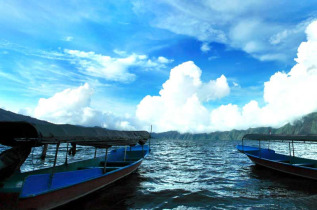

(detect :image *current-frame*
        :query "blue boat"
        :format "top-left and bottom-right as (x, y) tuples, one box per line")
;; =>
(237, 134), (317, 180)
(0, 121), (150, 209)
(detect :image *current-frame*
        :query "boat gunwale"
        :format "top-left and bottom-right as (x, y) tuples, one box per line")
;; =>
(242, 134), (317, 142)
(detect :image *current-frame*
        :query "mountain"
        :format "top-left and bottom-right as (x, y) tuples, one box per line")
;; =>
(276, 112), (317, 135)
(0, 108), (50, 125)
(152, 112), (317, 140)
(1, 108), (317, 140)
(151, 127), (275, 140)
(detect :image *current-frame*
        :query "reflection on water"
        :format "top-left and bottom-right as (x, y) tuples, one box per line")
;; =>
(1, 139), (317, 209)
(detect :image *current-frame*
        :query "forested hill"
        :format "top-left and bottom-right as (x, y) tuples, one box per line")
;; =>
(152, 112), (317, 140)
(0, 108), (50, 125)
(1, 108), (317, 140)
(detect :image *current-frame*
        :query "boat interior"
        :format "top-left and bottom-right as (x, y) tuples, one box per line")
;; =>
(0, 145), (148, 196)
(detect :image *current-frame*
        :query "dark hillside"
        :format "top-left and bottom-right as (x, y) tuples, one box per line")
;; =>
(2, 108), (317, 140)
(0, 108), (50, 125)
(152, 112), (317, 140)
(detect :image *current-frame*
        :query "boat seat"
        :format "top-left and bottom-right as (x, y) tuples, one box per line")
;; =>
(293, 163), (315, 167)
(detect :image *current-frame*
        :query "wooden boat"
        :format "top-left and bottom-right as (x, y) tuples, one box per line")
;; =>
(237, 134), (317, 180)
(0, 121), (150, 209)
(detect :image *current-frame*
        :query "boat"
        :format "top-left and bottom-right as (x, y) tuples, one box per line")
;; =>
(0, 121), (150, 209)
(237, 134), (317, 180)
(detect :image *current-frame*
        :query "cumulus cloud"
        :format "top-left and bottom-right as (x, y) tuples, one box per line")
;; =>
(34, 83), (137, 130)
(30, 21), (317, 133)
(210, 20), (317, 130)
(34, 83), (93, 124)
(259, 21), (317, 124)
(136, 21), (317, 132)
(133, 0), (314, 61)
(136, 61), (230, 132)
(65, 50), (173, 83)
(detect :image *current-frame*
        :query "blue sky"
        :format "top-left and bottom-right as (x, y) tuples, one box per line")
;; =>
(1, 1), (317, 132)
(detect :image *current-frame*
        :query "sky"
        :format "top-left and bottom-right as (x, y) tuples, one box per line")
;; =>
(1, 0), (317, 133)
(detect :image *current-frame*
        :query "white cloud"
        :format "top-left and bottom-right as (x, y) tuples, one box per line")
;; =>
(65, 49), (173, 82)
(29, 20), (317, 133)
(269, 21), (310, 46)
(233, 82), (239, 87)
(18, 107), (33, 116)
(210, 20), (317, 130)
(23, 21), (317, 134)
(134, 1), (315, 62)
(200, 42), (211, 52)
(33, 83), (137, 130)
(153, 13), (227, 44)
(136, 21), (317, 132)
(113, 49), (127, 56)
(210, 104), (241, 131)
(34, 83), (93, 124)
(136, 61), (230, 132)
(208, 56), (219, 60)
(158, 56), (173, 64)
(64, 36), (73, 42)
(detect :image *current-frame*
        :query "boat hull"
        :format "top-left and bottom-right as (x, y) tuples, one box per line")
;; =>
(237, 145), (317, 180)
(246, 155), (317, 180)
(0, 145), (149, 209)
(18, 160), (142, 210)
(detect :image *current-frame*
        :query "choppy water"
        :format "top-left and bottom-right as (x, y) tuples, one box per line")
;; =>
(2, 139), (317, 209)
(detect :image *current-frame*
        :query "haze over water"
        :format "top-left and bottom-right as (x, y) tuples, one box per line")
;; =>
(11, 138), (316, 209)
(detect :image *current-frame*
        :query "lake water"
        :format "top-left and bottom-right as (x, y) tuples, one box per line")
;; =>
(2, 139), (317, 209)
